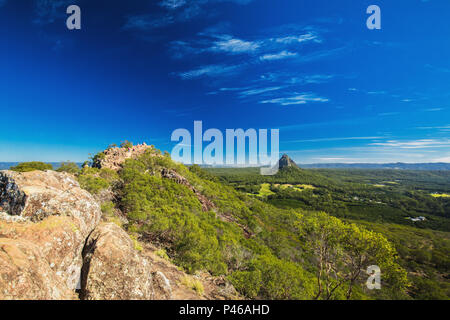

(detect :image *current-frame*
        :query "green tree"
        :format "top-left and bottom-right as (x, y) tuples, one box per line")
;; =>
(10, 161), (53, 172)
(120, 140), (133, 149)
(56, 161), (80, 174)
(296, 212), (409, 300)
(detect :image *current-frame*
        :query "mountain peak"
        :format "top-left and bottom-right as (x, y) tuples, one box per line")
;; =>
(278, 154), (298, 170)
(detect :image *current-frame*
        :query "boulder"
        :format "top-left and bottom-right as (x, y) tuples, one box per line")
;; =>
(152, 271), (173, 300)
(0, 238), (75, 300)
(0, 170), (102, 290)
(80, 223), (157, 300)
(0, 170), (101, 235)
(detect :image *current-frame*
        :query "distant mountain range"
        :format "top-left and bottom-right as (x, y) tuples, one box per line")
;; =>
(299, 162), (450, 170)
(1, 161), (450, 171)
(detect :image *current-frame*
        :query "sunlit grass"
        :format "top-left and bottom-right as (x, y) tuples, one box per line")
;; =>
(431, 193), (450, 198)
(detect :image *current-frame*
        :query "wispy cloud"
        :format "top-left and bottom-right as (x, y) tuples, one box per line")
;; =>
(239, 86), (283, 97)
(369, 139), (450, 149)
(423, 107), (444, 112)
(260, 93), (329, 106)
(417, 125), (450, 132)
(177, 64), (243, 79)
(211, 36), (260, 54)
(290, 136), (383, 143)
(378, 112), (400, 116)
(159, 0), (187, 10)
(367, 90), (387, 95)
(273, 32), (320, 44)
(260, 50), (298, 61)
(125, 0), (255, 31)
(33, 0), (74, 25)
(170, 29), (320, 59)
(257, 72), (336, 85)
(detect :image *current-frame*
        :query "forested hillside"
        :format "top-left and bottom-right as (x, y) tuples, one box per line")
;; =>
(207, 166), (450, 299)
(69, 146), (410, 300)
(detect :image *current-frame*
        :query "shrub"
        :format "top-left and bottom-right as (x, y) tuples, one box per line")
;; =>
(101, 201), (115, 216)
(77, 167), (119, 194)
(10, 162), (53, 172)
(56, 161), (80, 174)
(120, 140), (133, 149)
(78, 174), (109, 194)
(155, 248), (170, 260)
(228, 270), (262, 299)
(130, 234), (143, 251)
(180, 276), (204, 296)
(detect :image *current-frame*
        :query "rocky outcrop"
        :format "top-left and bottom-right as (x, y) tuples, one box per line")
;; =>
(0, 169), (178, 300)
(80, 223), (170, 300)
(0, 238), (75, 299)
(93, 143), (153, 170)
(278, 154), (298, 170)
(152, 271), (173, 300)
(0, 170), (102, 291)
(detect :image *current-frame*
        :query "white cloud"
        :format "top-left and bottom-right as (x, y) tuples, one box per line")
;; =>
(159, 0), (186, 9)
(239, 86), (283, 97)
(290, 136), (383, 143)
(369, 139), (450, 149)
(423, 108), (444, 112)
(367, 91), (387, 95)
(301, 74), (334, 84)
(433, 156), (450, 162)
(259, 50), (298, 61)
(177, 64), (242, 79)
(211, 37), (260, 54)
(260, 93), (329, 106)
(274, 33), (319, 44)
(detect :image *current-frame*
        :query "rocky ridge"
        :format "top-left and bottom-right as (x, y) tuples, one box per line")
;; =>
(0, 169), (171, 300)
(93, 143), (153, 171)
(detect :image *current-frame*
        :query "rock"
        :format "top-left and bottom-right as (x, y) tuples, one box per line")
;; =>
(80, 223), (157, 300)
(93, 144), (153, 171)
(0, 170), (102, 290)
(0, 170), (101, 235)
(152, 271), (173, 300)
(0, 238), (75, 300)
(278, 154), (298, 170)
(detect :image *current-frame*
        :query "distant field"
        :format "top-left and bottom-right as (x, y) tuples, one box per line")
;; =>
(432, 193), (450, 198)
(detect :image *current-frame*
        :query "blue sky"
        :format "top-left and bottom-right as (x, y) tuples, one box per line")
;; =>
(1, 0), (450, 163)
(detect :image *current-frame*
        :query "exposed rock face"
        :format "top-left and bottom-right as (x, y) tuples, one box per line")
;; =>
(0, 170), (102, 291)
(0, 170), (101, 234)
(80, 223), (163, 300)
(278, 154), (298, 170)
(0, 168), (225, 301)
(152, 271), (173, 300)
(93, 143), (153, 170)
(0, 238), (75, 300)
